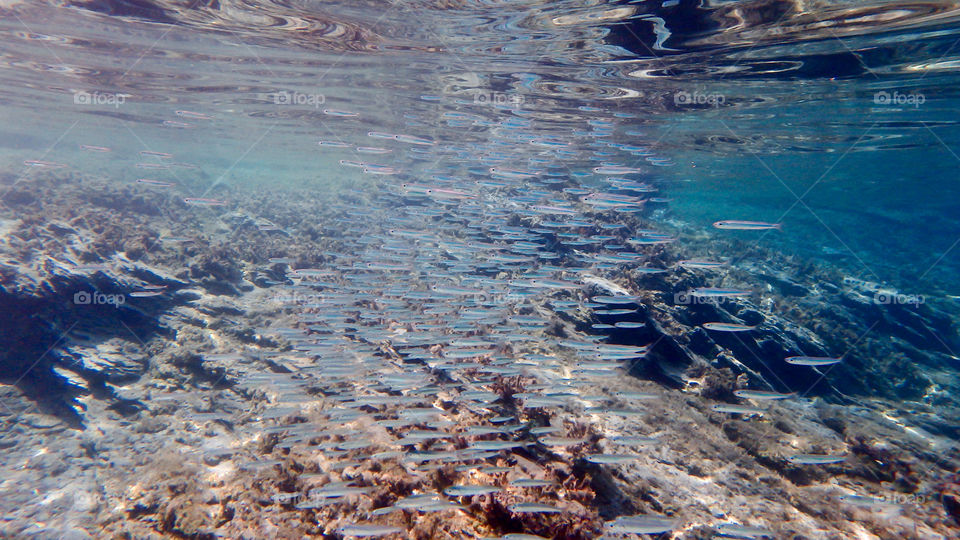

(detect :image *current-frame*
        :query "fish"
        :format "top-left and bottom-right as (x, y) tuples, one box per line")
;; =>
(407, 500), (463, 512)
(337, 524), (403, 537)
(787, 453), (846, 465)
(309, 485), (369, 498)
(585, 407), (645, 416)
(702, 322), (757, 332)
(592, 165), (642, 175)
(613, 321), (646, 329)
(520, 396), (567, 407)
(586, 453), (640, 464)
(393, 493), (442, 509)
(323, 109), (359, 117)
(363, 166), (399, 175)
(627, 236), (674, 245)
(591, 295), (641, 304)
(606, 515), (677, 534)
(713, 220), (782, 230)
(733, 389), (794, 400)
(489, 167), (537, 179)
(785, 356), (842, 366)
(183, 198), (227, 206)
(137, 178), (174, 187)
(176, 110), (213, 120)
(139, 150), (173, 159)
(462, 426), (510, 436)
(479, 466), (512, 474)
(79, 144), (111, 152)
(129, 290), (165, 297)
(594, 308), (638, 316)
(467, 440), (527, 451)
(691, 288), (751, 298)
(609, 435), (659, 446)
(424, 188), (474, 200)
(613, 391), (659, 400)
(678, 259), (725, 269)
(394, 134), (436, 145)
(711, 404), (766, 416)
(24, 160), (66, 168)
(357, 146), (392, 154)
(538, 436), (587, 447)
(715, 523), (775, 538)
(528, 426), (562, 435)
(510, 478), (554, 487)
(508, 503), (561, 513)
(443, 484), (501, 497)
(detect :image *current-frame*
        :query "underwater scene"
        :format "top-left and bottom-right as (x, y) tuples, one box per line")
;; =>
(2, 0), (960, 538)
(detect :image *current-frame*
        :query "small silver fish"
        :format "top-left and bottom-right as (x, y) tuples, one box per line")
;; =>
(443, 484), (501, 497)
(586, 453), (640, 464)
(508, 502), (561, 513)
(337, 524), (403, 537)
(703, 322), (757, 332)
(713, 220), (781, 230)
(785, 356), (842, 366)
(538, 436), (587, 447)
(733, 389), (794, 400)
(510, 478), (554, 488)
(787, 453), (846, 465)
(711, 404), (766, 416)
(715, 523), (775, 538)
(606, 515), (677, 534)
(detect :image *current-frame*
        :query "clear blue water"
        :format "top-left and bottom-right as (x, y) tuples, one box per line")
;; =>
(4, 1), (958, 293)
(2, 0), (960, 538)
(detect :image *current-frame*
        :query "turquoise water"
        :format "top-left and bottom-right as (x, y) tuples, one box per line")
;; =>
(4, 1), (959, 293)
(2, 0), (960, 538)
